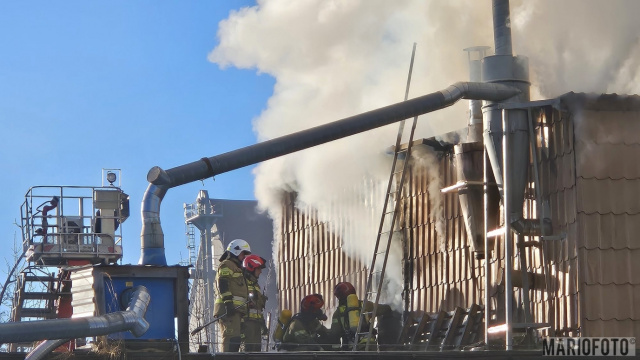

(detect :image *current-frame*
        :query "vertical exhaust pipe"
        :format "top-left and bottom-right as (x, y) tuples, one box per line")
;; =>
(492, 0), (513, 56)
(463, 46), (490, 142)
(483, 0), (530, 227)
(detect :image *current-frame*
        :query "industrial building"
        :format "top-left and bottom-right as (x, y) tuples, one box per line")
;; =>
(1, 0), (638, 358)
(276, 93), (640, 350)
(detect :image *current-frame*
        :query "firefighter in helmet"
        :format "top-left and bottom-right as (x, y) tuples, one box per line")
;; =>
(329, 281), (391, 350)
(241, 254), (268, 352)
(213, 239), (252, 352)
(282, 294), (334, 351)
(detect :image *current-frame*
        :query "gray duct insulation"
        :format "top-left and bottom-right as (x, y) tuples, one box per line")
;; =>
(0, 285), (150, 343)
(139, 82), (521, 265)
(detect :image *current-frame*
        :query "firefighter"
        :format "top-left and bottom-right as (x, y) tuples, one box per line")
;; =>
(213, 239), (252, 352)
(329, 281), (391, 350)
(282, 294), (334, 351)
(240, 254), (268, 352)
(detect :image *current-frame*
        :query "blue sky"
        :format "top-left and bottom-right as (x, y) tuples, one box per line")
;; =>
(0, 1), (271, 268)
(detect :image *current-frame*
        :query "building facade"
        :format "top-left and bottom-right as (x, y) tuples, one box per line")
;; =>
(274, 93), (640, 346)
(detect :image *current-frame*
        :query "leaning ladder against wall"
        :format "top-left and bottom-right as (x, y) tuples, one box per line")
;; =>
(355, 43), (418, 350)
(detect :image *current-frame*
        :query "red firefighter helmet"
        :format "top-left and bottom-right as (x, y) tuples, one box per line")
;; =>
(301, 294), (324, 313)
(243, 255), (267, 272)
(333, 282), (356, 300)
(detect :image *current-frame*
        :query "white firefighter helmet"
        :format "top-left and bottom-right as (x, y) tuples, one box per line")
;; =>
(226, 239), (251, 256)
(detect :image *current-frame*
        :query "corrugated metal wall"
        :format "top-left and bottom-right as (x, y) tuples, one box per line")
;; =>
(400, 148), (484, 314)
(277, 192), (369, 315)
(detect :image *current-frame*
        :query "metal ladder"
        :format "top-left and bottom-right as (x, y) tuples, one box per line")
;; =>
(354, 43), (418, 351)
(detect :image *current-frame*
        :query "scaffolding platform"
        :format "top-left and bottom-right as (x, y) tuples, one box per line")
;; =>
(20, 185), (129, 266)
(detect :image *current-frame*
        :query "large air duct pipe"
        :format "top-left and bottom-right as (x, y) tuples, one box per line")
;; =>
(139, 82), (521, 265)
(0, 285), (150, 343)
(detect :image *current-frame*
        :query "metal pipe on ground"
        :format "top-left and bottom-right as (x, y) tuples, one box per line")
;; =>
(139, 81), (522, 266)
(0, 285), (150, 344)
(25, 339), (70, 360)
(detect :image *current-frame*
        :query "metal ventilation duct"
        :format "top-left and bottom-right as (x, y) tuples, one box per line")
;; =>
(139, 82), (521, 265)
(0, 285), (150, 343)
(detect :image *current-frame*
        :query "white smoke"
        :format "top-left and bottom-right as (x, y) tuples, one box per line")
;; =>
(410, 146), (446, 250)
(208, 0), (640, 306)
(510, 0), (640, 97)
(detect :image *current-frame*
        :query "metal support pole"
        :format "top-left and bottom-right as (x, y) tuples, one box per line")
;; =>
(483, 146), (491, 348)
(502, 109), (513, 350)
(204, 227), (214, 349)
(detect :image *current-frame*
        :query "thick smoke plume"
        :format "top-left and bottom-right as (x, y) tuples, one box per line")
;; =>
(208, 0), (640, 307)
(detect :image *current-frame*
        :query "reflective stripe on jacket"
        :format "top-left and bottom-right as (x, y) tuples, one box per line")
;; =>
(214, 258), (248, 316)
(244, 273), (266, 321)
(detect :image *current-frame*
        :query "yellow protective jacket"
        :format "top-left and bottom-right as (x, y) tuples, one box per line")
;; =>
(329, 300), (391, 349)
(282, 313), (332, 351)
(213, 256), (249, 317)
(244, 272), (267, 322)
(329, 300), (371, 347)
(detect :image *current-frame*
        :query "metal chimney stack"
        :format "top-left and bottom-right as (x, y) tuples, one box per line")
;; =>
(483, 0), (530, 225)
(483, 0), (532, 351)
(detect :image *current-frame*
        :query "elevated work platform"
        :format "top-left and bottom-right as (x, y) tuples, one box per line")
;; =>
(20, 185), (129, 266)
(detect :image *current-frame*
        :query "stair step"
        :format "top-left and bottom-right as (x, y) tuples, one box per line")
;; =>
(24, 275), (56, 282)
(19, 308), (56, 318)
(513, 322), (550, 329)
(541, 234), (565, 241)
(22, 292), (58, 300)
(486, 227), (505, 238)
(518, 241), (540, 248)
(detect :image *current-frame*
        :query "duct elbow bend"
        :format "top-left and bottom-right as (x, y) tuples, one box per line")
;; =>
(441, 82), (521, 103)
(441, 82), (468, 102)
(511, 217), (552, 237)
(125, 286), (151, 337)
(128, 316), (150, 338)
(147, 166), (171, 185)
